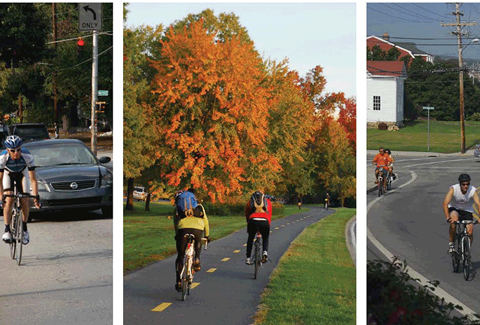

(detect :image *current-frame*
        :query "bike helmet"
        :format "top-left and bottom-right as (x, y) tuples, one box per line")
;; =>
(4, 135), (22, 149)
(385, 148), (391, 155)
(252, 191), (264, 206)
(458, 173), (471, 183)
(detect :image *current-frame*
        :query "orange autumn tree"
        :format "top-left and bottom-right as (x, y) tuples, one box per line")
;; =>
(148, 20), (276, 203)
(338, 96), (357, 149)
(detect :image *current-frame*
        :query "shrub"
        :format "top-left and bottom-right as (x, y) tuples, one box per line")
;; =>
(368, 258), (480, 325)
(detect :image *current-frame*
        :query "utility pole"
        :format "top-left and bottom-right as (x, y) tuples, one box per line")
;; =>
(91, 30), (98, 156)
(442, 3), (476, 153)
(52, 4), (58, 132)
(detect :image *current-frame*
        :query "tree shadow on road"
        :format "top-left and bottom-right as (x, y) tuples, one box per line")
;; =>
(30, 210), (111, 223)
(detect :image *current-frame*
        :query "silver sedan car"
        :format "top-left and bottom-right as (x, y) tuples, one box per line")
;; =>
(22, 139), (113, 218)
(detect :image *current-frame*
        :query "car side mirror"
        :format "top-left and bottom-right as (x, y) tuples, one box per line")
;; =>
(98, 156), (111, 164)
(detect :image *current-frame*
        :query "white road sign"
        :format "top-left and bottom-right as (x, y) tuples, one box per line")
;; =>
(79, 3), (102, 31)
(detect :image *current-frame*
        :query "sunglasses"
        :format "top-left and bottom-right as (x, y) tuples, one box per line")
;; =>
(460, 182), (470, 187)
(8, 148), (21, 153)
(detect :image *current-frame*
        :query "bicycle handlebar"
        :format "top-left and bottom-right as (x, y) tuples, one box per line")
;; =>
(4, 193), (38, 199)
(453, 220), (479, 225)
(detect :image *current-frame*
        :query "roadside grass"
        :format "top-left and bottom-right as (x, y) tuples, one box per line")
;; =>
(124, 202), (312, 273)
(367, 120), (480, 153)
(253, 208), (356, 325)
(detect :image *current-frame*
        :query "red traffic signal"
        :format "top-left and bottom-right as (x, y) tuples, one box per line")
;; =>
(77, 37), (84, 47)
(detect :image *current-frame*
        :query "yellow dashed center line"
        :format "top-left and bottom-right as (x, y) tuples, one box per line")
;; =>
(243, 244), (247, 247)
(281, 225), (285, 227)
(152, 302), (171, 312)
(221, 258), (230, 262)
(233, 250), (240, 253)
(191, 282), (200, 289)
(207, 268), (217, 273)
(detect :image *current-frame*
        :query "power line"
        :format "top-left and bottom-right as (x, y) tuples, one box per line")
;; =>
(367, 6), (429, 23)
(390, 3), (438, 22)
(411, 3), (451, 19)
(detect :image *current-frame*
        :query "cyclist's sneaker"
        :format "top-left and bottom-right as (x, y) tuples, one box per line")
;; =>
(175, 282), (181, 292)
(262, 251), (268, 263)
(23, 231), (30, 245)
(193, 258), (201, 272)
(393, 173), (397, 180)
(2, 231), (12, 243)
(448, 243), (455, 254)
(246, 257), (253, 265)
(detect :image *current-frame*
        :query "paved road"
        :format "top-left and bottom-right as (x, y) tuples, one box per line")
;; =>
(124, 207), (334, 324)
(367, 152), (480, 316)
(0, 211), (113, 324)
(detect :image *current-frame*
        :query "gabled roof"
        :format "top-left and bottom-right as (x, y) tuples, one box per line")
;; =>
(367, 61), (407, 77)
(367, 35), (415, 59)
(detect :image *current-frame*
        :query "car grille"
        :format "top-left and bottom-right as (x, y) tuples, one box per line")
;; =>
(50, 180), (96, 191)
(47, 197), (103, 207)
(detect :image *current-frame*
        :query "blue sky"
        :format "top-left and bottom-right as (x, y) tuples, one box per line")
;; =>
(125, 3), (356, 98)
(367, 3), (480, 60)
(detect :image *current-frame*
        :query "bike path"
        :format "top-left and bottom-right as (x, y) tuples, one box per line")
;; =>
(124, 207), (333, 324)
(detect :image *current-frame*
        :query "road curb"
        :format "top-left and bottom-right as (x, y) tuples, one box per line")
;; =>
(345, 215), (356, 266)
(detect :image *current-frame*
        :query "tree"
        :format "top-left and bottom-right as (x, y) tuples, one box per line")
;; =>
(148, 19), (274, 203)
(338, 97), (356, 149)
(123, 5), (163, 209)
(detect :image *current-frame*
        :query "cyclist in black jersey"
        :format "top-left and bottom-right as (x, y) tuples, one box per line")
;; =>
(1, 135), (40, 244)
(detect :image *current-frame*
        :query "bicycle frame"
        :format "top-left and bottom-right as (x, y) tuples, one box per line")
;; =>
(452, 220), (477, 280)
(179, 234), (208, 300)
(5, 191), (35, 266)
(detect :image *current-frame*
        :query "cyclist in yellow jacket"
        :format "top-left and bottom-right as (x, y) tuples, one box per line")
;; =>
(173, 191), (209, 292)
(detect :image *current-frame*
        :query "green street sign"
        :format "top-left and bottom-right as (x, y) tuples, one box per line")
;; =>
(98, 90), (108, 96)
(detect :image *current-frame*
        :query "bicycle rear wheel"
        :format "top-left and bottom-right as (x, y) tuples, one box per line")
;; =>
(463, 237), (471, 281)
(16, 210), (23, 266)
(254, 239), (260, 280)
(181, 255), (189, 301)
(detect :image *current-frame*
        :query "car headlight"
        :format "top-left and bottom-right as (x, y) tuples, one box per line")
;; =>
(37, 181), (50, 193)
(101, 170), (113, 187)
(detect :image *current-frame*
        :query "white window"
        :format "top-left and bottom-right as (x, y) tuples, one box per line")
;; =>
(373, 96), (381, 111)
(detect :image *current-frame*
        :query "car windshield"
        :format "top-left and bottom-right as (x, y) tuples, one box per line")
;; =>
(15, 127), (49, 140)
(134, 187), (144, 192)
(26, 142), (97, 167)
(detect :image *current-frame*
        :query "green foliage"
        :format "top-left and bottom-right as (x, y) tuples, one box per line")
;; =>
(405, 57), (480, 121)
(367, 45), (401, 61)
(368, 258), (480, 325)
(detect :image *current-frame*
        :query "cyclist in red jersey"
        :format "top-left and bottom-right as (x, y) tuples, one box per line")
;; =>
(245, 191), (272, 265)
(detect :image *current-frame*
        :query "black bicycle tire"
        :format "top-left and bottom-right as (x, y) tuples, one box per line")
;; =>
(254, 240), (258, 279)
(254, 238), (261, 280)
(463, 236), (471, 280)
(181, 254), (189, 301)
(16, 210), (23, 266)
(378, 178), (382, 197)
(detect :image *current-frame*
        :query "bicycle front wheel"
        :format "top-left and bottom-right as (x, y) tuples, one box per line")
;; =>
(16, 210), (23, 266)
(463, 237), (471, 281)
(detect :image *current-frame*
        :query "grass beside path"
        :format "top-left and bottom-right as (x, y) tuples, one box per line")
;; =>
(367, 120), (480, 153)
(124, 201), (312, 273)
(253, 208), (356, 325)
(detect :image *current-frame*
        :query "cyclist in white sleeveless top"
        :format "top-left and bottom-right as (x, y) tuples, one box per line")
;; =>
(442, 173), (480, 254)
(0, 135), (40, 245)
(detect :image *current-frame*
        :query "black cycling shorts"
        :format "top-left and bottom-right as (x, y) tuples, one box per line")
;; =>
(448, 207), (473, 221)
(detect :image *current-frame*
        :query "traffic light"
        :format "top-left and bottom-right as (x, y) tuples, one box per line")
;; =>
(76, 37), (84, 55)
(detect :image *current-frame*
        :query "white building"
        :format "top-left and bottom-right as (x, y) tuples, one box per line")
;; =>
(367, 61), (407, 126)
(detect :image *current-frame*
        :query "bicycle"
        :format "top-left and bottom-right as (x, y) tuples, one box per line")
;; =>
(376, 166), (387, 197)
(179, 234), (208, 301)
(451, 220), (478, 280)
(324, 199), (329, 211)
(5, 192), (37, 266)
(251, 230), (264, 280)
